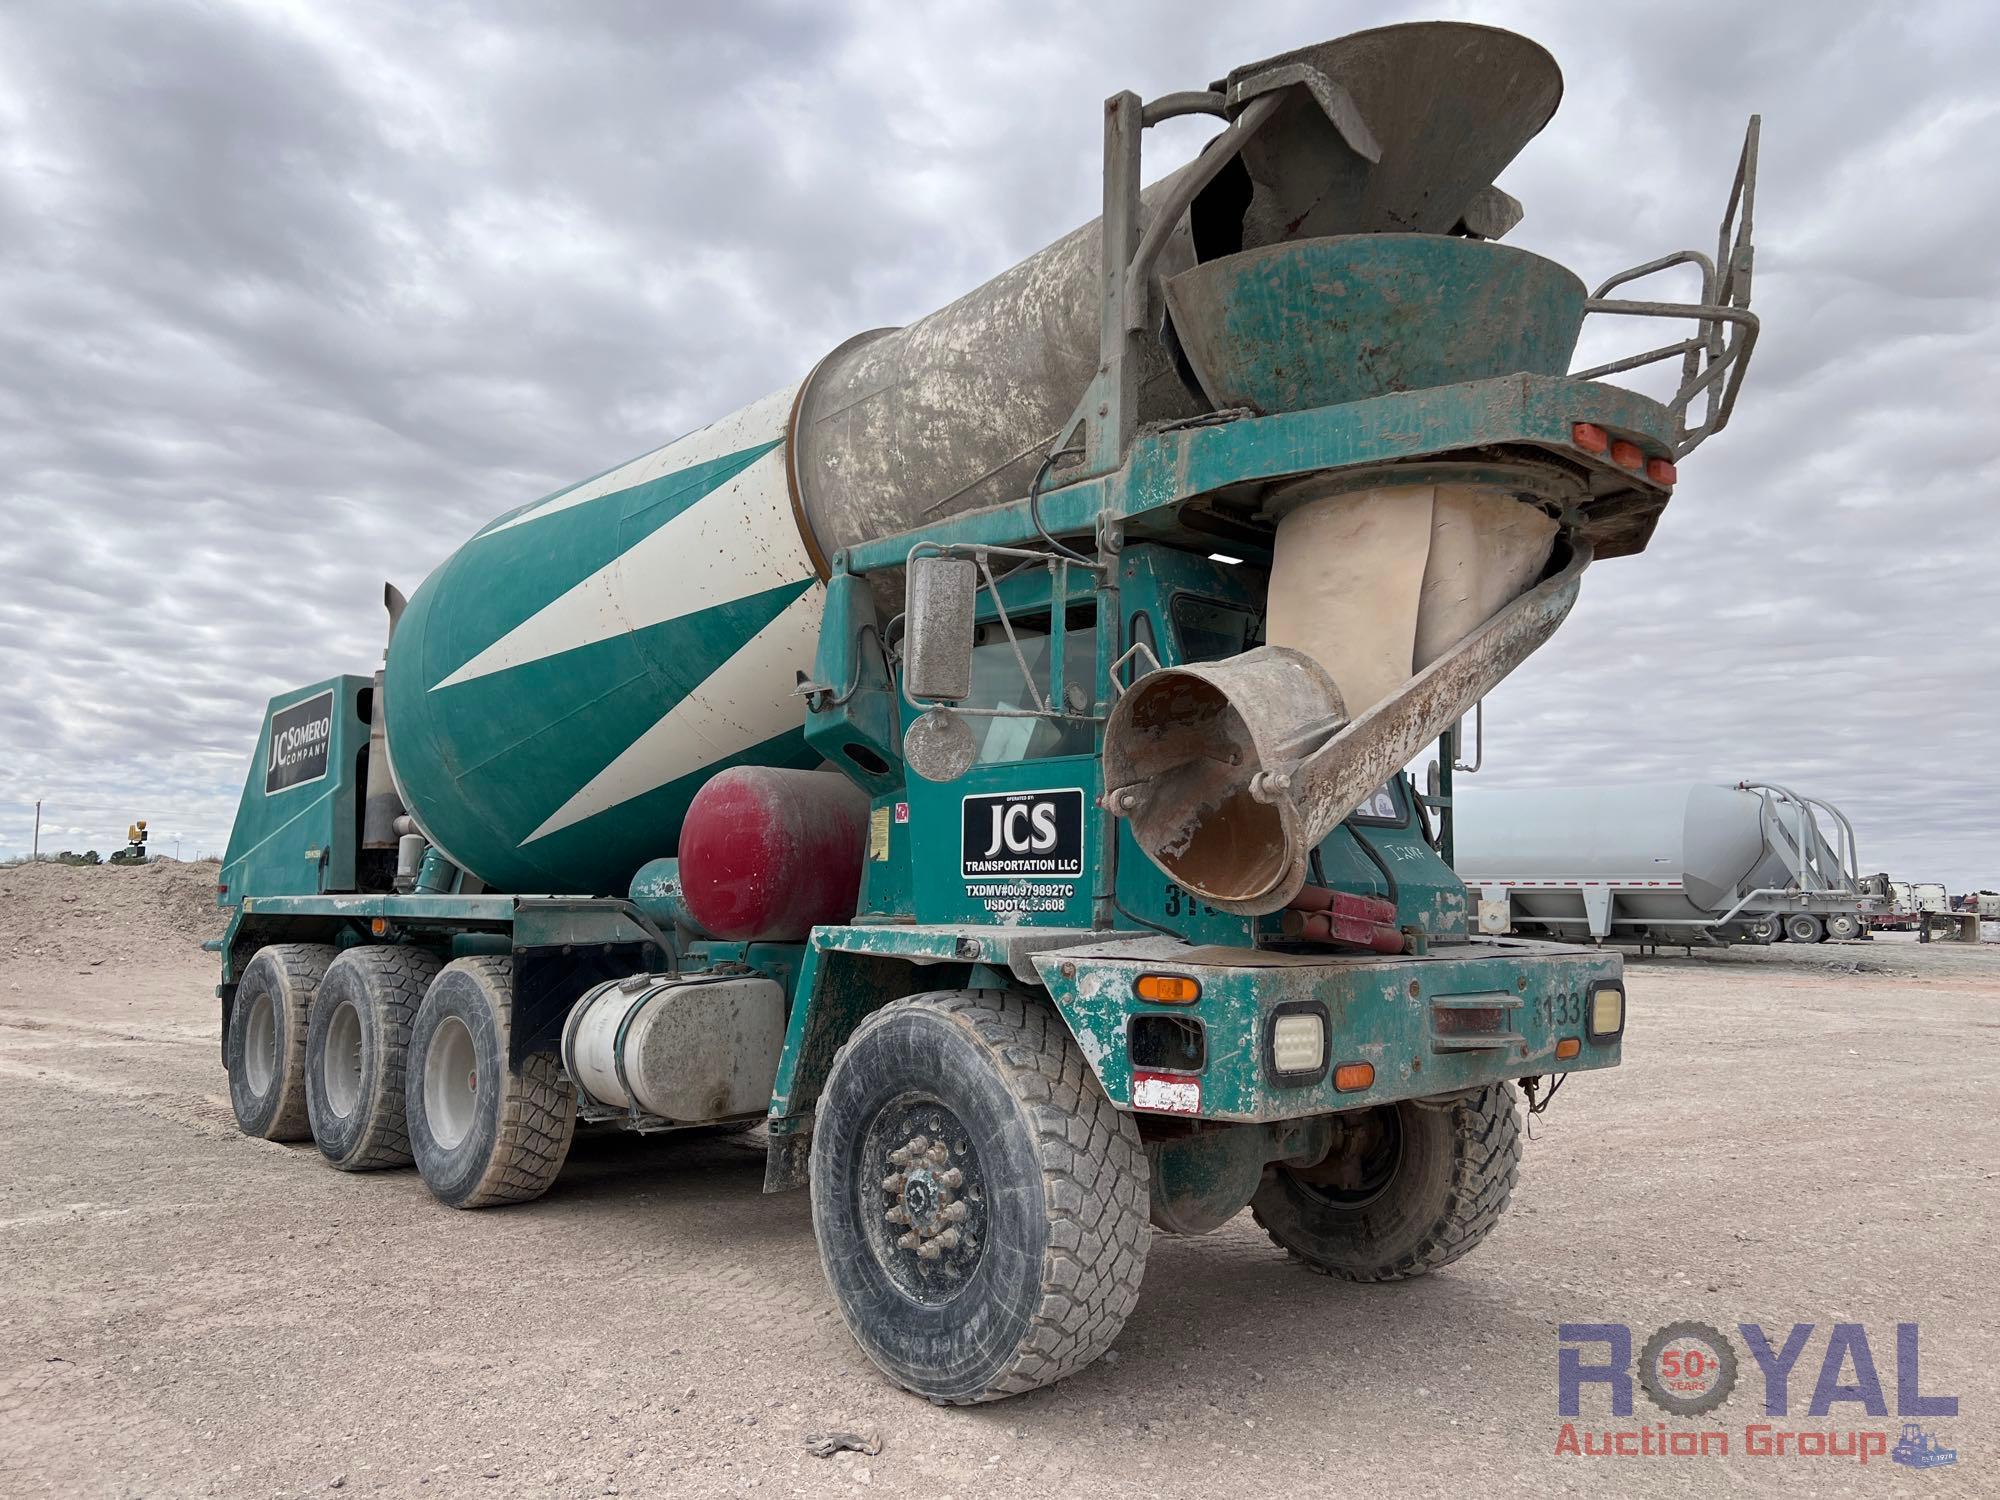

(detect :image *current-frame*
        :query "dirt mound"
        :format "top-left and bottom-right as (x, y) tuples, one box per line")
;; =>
(0, 857), (226, 971)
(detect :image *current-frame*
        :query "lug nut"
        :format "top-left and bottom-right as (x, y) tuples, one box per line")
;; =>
(936, 1228), (961, 1250)
(881, 1172), (905, 1193)
(939, 1167), (963, 1190)
(944, 1201), (969, 1223)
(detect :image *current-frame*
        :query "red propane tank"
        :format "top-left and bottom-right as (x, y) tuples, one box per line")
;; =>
(677, 767), (871, 942)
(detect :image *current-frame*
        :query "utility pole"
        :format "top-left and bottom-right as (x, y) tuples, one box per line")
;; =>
(32, 800), (40, 860)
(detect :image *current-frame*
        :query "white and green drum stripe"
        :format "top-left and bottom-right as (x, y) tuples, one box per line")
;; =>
(382, 384), (829, 896)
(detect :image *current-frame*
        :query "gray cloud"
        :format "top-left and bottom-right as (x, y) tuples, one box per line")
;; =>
(0, 0), (1993, 888)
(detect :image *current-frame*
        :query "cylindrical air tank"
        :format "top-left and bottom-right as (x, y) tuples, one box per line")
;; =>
(675, 768), (869, 943)
(382, 22), (1565, 897)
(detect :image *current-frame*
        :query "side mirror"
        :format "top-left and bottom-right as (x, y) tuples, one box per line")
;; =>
(903, 555), (977, 703)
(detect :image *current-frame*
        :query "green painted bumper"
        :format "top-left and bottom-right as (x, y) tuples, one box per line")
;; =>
(1032, 934), (1621, 1123)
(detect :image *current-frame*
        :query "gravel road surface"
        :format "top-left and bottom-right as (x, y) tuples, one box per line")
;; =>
(1, 863), (1993, 1497)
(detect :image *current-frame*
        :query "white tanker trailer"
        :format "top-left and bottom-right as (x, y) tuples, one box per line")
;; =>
(1454, 781), (1887, 945)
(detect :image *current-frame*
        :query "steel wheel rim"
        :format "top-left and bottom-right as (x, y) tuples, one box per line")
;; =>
(1297, 1105), (1405, 1209)
(860, 1093), (988, 1303)
(425, 1015), (479, 1149)
(244, 993), (276, 1096)
(324, 1000), (363, 1118)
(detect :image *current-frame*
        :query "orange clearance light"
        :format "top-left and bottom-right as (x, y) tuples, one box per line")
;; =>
(1571, 422), (1610, 454)
(1555, 1037), (1583, 1060)
(1646, 456), (1678, 486)
(1609, 439), (1644, 469)
(369, 917), (390, 937)
(1135, 974), (1200, 1004)
(1333, 1061), (1375, 1092)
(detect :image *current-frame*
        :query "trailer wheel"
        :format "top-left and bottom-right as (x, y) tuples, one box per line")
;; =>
(1784, 912), (1826, 944)
(226, 943), (337, 1141)
(407, 957), (576, 1209)
(1251, 1084), (1520, 1282)
(1745, 913), (1781, 945)
(1824, 912), (1861, 942)
(305, 945), (442, 1171)
(809, 990), (1150, 1404)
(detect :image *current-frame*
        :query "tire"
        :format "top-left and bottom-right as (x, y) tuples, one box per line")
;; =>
(1784, 912), (1826, 944)
(305, 945), (443, 1171)
(1824, 912), (1861, 942)
(407, 957), (576, 1209)
(1251, 1084), (1521, 1282)
(226, 944), (337, 1141)
(1745, 913), (1781, 945)
(809, 990), (1150, 1404)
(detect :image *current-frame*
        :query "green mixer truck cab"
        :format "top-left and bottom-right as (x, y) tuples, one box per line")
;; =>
(212, 23), (1758, 1403)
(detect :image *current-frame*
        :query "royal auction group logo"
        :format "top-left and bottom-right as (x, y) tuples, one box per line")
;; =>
(1556, 1320), (1959, 1467)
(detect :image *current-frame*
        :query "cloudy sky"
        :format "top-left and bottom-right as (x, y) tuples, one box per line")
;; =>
(1, 0), (1994, 888)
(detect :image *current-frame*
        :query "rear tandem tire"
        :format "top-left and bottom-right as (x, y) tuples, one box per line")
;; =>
(1824, 912), (1862, 942)
(1746, 913), (1781, 945)
(1784, 912), (1827, 944)
(226, 944), (337, 1142)
(406, 956), (576, 1209)
(1251, 1084), (1522, 1282)
(305, 945), (443, 1171)
(809, 990), (1151, 1404)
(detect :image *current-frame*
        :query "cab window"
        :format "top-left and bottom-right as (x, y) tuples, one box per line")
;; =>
(963, 616), (1097, 763)
(1171, 595), (1263, 663)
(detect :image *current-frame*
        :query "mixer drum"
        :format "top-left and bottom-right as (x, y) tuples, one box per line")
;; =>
(379, 22), (1576, 899)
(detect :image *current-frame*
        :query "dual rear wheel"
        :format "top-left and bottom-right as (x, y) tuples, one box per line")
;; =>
(226, 946), (575, 1207)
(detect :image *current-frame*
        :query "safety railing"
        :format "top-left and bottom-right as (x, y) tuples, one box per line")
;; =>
(1574, 116), (1760, 457)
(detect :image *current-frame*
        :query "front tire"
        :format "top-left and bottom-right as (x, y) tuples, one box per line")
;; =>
(306, 945), (442, 1171)
(809, 990), (1150, 1403)
(227, 944), (337, 1141)
(407, 957), (576, 1209)
(1252, 1085), (1521, 1282)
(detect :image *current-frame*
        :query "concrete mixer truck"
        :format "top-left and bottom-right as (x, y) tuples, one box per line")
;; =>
(211, 22), (1762, 1403)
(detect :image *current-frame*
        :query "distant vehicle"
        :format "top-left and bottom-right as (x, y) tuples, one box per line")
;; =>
(1876, 880), (1949, 931)
(1455, 780), (1884, 946)
(108, 819), (149, 866)
(1956, 891), (2000, 920)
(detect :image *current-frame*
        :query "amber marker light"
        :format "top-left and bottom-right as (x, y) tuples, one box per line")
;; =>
(1135, 974), (1200, 1004)
(1333, 1061), (1375, 1092)
(1555, 1037), (1583, 1061)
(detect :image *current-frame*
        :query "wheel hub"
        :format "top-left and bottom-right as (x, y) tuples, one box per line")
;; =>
(1292, 1105), (1405, 1207)
(867, 1105), (987, 1298)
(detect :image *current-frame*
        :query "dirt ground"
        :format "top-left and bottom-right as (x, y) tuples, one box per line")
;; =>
(1, 861), (1994, 1498)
